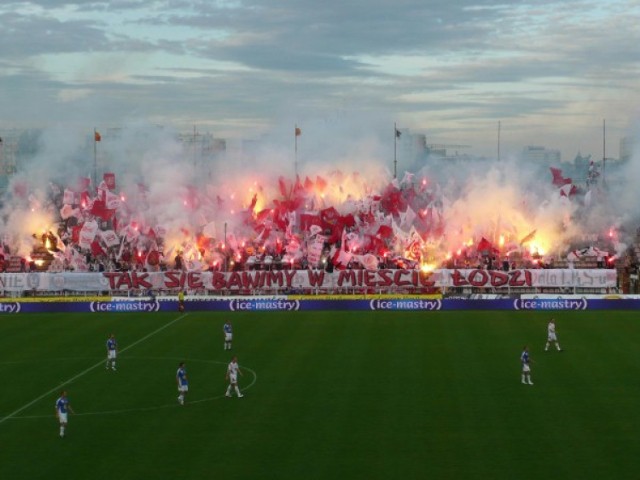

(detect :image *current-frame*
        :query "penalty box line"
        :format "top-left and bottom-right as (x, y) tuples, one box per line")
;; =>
(0, 313), (189, 426)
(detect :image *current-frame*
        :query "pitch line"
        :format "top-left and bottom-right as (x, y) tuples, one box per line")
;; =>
(12, 364), (258, 419)
(8, 359), (257, 419)
(0, 313), (188, 425)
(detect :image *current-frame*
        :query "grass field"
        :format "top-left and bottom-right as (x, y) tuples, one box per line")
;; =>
(1, 309), (639, 480)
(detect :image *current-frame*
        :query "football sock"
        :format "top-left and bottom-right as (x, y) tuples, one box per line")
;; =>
(234, 386), (241, 396)
(521, 374), (526, 383)
(545, 343), (549, 350)
(60, 426), (65, 436)
(556, 344), (561, 350)
(226, 386), (232, 395)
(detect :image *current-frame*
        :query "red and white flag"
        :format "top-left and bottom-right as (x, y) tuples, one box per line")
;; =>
(100, 230), (120, 248)
(105, 190), (121, 210)
(63, 189), (75, 205)
(78, 220), (99, 250)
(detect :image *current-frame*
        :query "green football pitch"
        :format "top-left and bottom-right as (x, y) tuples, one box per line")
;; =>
(1, 309), (639, 480)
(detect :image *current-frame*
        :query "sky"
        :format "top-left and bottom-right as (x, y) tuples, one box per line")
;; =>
(1, 0), (639, 160)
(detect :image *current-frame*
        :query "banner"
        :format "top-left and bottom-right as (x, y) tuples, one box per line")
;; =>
(0, 269), (617, 293)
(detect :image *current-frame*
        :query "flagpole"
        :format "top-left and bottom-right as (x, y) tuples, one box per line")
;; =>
(393, 122), (397, 179)
(93, 127), (98, 190)
(602, 118), (606, 186)
(294, 124), (298, 177)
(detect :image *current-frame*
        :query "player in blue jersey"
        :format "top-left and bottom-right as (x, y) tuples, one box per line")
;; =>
(106, 334), (118, 371)
(521, 346), (534, 385)
(176, 362), (188, 405)
(55, 391), (75, 438)
(223, 320), (233, 350)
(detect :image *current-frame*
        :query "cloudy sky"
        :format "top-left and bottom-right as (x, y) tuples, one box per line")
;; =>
(1, 0), (639, 159)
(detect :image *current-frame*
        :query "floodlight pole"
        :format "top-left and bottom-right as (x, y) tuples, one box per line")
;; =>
(393, 122), (397, 179)
(93, 127), (98, 189)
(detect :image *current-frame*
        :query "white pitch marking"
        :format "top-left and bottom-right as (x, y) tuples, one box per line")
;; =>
(0, 313), (188, 425)
(8, 359), (257, 419)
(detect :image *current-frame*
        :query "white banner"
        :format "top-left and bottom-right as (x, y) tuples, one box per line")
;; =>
(0, 269), (617, 293)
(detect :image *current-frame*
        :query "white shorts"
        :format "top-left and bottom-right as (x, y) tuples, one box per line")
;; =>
(178, 385), (189, 393)
(108, 350), (117, 360)
(522, 364), (531, 373)
(58, 412), (68, 424)
(548, 333), (557, 342)
(225, 333), (233, 342)
(229, 373), (238, 384)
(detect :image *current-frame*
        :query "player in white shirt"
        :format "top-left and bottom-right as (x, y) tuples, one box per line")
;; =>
(55, 390), (75, 437)
(223, 320), (233, 350)
(106, 334), (118, 371)
(225, 356), (244, 398)
(521, 346), (533, 385)
(545, 318), (562, 351)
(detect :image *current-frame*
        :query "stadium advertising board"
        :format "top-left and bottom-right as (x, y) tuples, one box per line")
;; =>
(3, 295), (640, 313)
(0, 269), (617, 293)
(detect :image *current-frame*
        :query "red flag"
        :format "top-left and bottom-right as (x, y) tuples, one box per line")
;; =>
(71, 225), (82, 244)
(89, 199), (115, 220)
(299, 213), (322, 231)
(94, 131), (101, 142)
(304, 176), (314, 192)
(476, 237), (498, 254)
(147, 250), (160, 266)
(248, 193), (258, 211)
(315, 176), (328, 193)
(380, 183), (406, 216)
(376, 225), (393, 239)
(342, 214), (356, 228)
(255, 208), (272, 223)
(550, 167), (572, 187)
(278, 176), (289, 198)
(320, 207), (341, 227)
(559, 184), (578, 197)
(295, 127), (301, 137)
(91, 239), (106, 257)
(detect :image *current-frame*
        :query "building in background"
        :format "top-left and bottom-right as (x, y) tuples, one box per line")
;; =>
(0, 130), (19, 197)
(620, 136), (635, 162)
(521, 145), (561, 164)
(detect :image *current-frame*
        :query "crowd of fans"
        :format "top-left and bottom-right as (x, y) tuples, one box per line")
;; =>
(0, 232), (619, 275)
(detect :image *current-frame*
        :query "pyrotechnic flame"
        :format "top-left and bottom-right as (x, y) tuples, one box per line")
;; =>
(420, 263), (436, 273)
